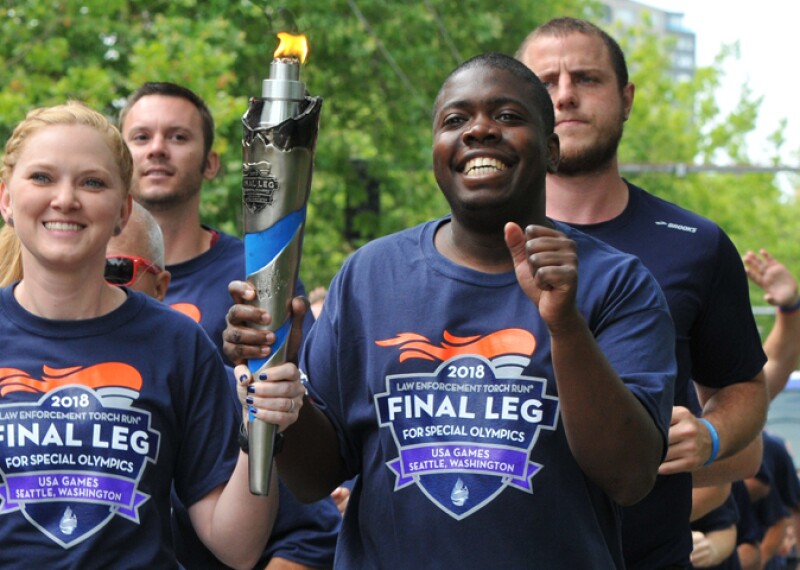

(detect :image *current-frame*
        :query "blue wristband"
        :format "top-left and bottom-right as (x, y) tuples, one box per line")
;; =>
(779, 298), (800, 314)
(698, 418), (720, 466)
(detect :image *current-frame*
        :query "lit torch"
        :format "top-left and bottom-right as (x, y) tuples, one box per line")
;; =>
(242, 32), (323, 495)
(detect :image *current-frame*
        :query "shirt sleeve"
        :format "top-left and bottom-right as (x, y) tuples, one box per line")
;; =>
(690, 228), (766, 387)
(173, 340), (240, 507)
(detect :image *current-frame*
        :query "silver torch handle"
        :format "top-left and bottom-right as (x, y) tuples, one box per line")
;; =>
(242, 56), (322, 495)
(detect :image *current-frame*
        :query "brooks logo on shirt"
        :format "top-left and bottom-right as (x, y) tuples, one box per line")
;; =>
(655, 220), (698, 233)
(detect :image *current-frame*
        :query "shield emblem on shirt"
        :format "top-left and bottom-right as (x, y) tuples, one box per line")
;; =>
(375, 354), (559, 520)
(0, 382), (159, 548)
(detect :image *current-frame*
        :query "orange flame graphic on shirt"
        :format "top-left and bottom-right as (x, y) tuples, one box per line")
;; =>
(171, 303), (202, 323)
(0, 363), (143, 397)
(376, 329), (536, 363)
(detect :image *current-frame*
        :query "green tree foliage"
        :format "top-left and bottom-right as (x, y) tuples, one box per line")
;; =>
(611, 19), (800, 336)
(0, 0), (589, 288)
(1, 1), (797, 315)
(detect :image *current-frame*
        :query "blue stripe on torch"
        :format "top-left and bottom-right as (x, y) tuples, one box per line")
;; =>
(243, 205), (307, 405)
(244, 207), (307, 276)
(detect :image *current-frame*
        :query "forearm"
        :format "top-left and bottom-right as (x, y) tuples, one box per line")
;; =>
(698, 527), (738, 566)
(697, 374), (768, 461)
(760, 518), (790, 565)
(551, 314), (663, 505)
(691, 483), (731, 522)
(738, 543), (761, 570)
(691, 525), (736, 568)
(277, 396), (349, 503)
(692, 435), (762, 487)
(195, 452), (278, 570)
(763, 309), (800, 400)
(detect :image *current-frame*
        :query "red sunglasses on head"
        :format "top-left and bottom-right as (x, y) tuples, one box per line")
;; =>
(104, 255), (162, 286)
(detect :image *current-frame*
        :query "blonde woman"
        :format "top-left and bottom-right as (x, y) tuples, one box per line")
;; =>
(0, 102), (303, 568)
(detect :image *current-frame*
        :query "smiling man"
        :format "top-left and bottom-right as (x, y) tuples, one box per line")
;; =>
(118, 83), (241, 360)
(226, 53), (677, 569)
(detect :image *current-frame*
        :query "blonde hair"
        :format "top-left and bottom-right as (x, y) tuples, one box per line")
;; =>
(1, 101), (132, 191)
(0, 224), (22, 287)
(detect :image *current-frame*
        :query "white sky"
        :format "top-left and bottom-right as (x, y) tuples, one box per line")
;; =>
(639, 0), (797, 166)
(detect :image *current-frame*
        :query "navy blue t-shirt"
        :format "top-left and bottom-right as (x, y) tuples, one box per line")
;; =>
(165, 229), (245, 364)
(0, 287), (238, 568)
(732, 480), (760, 548)
(565, 182), (767, 569)
(301, 217), (676, 569)
(751, 432), (800, 570)
(759, 431), (800, 510)
(705, 480), (760, 570)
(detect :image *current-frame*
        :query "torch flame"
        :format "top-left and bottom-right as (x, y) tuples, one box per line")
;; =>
(274, 32), (309, 64)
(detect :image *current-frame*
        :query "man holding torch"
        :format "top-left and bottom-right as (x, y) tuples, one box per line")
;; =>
(227, 53), (677, 568)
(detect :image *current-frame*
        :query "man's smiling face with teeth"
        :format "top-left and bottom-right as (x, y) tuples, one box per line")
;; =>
(432, 64), (558, 228)
(463, 156), (508, 177)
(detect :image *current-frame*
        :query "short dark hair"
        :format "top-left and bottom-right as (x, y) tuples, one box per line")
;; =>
(119, 82), (215, 159)
(434, 52), (555, 135)
(516, 17), (629, 91)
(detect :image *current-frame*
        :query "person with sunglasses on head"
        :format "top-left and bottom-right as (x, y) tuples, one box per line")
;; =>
(105, 202), (171, 301)
(0, 101), (302, 569)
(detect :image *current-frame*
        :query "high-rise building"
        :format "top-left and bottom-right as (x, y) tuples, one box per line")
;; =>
(601, 0), (696, 81)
